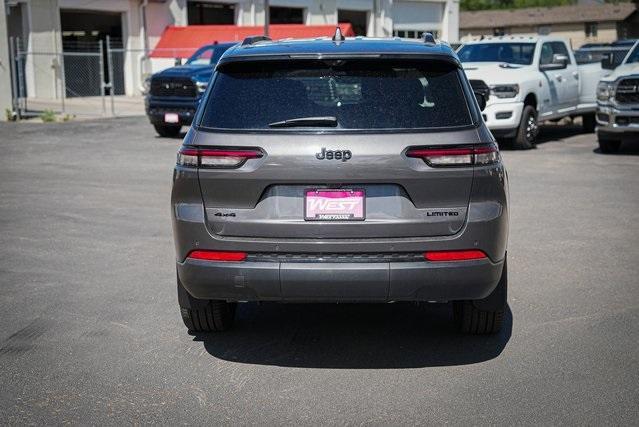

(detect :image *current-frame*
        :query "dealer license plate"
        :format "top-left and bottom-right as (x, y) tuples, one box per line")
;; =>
(164, 113), (179, 123)
(304, 189), (365, 221)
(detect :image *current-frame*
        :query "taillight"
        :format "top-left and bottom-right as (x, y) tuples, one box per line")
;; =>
(424, 250), (487, 262)
(406, 143), (499, 167)
(187, 250), (247, 262)
(177, 147), (263, 168)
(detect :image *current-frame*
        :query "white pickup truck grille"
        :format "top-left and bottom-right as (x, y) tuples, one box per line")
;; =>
(616, 78), (639, 105)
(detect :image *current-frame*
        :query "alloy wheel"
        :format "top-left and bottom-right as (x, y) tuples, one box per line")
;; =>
(525, 114), (538, 142)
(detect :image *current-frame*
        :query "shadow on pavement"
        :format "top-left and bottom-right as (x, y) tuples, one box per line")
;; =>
(154, 132), (187, 140)
(593, 143), (639, 155)
(497, 123), (588, 150)
(534, 124), (588, 144)
(193, 302), (512, 369)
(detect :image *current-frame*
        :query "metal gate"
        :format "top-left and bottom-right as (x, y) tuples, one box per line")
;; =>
(8, 36), (141, 119)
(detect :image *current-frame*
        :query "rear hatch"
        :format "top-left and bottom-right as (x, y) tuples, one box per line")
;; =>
(191, 57), (481, 239)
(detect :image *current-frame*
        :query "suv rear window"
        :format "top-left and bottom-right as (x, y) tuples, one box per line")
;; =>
(199, 60), (473, 131)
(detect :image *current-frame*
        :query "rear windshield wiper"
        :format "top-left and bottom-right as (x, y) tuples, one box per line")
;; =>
(268, 116), (338, 128)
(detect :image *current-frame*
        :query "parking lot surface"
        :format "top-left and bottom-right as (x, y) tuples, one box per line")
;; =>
(0, 118), (637, 424)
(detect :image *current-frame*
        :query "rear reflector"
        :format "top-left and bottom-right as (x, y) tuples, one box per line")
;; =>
(424, 250), (487, 262)
(406, 144), (499, 167)
(187, 250), (247, 262)
(177, 147), (263, 168)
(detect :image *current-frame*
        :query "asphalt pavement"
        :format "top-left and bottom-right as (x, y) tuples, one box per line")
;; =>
(0, 118), (637, 424)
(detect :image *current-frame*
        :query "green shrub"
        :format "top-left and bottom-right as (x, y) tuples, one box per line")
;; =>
(40, 110), (56, 122)
(5, 108), (17, 122)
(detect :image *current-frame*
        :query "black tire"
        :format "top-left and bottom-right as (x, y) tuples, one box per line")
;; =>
(454, 258), (507, 334)
(582, 113), (596, 133)
(154, 124), (182, 138)
(598, 138), (621, 154)
(177, 276), (236, 332)
(513, 105), (538, 150)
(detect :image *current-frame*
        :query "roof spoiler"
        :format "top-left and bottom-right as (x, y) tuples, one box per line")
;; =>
(241, 35), (272, 46)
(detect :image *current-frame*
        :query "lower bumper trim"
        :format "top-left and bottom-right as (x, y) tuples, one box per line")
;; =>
(177, 258), (504, 302)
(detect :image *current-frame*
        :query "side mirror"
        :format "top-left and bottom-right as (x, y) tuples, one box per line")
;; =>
(601, 53), (615, 70)
(474, 91), (487, 111)
(540, 53), (569, 71)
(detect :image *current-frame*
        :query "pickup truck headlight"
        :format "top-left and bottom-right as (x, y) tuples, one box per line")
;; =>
(597, 82), (614, 101)
(490, 84), (519, 99)
(143, 77), (151, 94)
(196, 81), (208, 94)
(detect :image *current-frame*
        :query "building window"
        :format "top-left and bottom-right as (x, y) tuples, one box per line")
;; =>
(493, 27), (508, 36)
(269, 6), (304, 24)
(585, 22), (598, 37)
(337, 10), (368, 36)
(393, 30), (438, 39)
(537, 25), (552, 36)
(187, 1), (236, 25)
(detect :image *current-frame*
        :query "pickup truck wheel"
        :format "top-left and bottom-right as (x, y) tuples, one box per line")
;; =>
(513, 106), (538, 150)
(598, 138), (621, 154)
(177, 276), (236, 332)
(454, 257), (507, 335)
(154, 124), (182, 138)
(582, 113), (596, 133)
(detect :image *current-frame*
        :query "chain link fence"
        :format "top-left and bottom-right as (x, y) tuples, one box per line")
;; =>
(8, 37), (176, 120)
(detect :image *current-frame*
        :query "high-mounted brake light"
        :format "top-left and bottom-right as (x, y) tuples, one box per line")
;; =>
(406, 144), (499, 167)
(187, 250), (247, 262)
(177, 147), (263, 168)
(424, 250), (487, 262)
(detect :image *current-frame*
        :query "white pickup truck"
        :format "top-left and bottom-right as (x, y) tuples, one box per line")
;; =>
(595, 40), (639, 153)
(458, 36), (605, 149)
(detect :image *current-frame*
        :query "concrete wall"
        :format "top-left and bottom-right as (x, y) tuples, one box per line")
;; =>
(441, 0), (459, 42)
(26, 0), (63, 99)
(461, 21), (620, 48)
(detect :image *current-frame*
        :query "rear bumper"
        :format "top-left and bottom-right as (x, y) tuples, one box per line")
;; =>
(177, 257), (504, 302)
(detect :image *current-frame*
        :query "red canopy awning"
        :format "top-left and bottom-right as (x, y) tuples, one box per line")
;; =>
(149, 24), (355, 58)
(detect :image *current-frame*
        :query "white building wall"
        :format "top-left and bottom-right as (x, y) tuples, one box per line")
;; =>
(441, 0), (459, 42)
(26, 0), (63, 99)
(5, 0), (458, 102)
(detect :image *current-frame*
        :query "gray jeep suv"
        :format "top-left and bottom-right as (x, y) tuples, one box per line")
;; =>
(171, 33), (509, 335)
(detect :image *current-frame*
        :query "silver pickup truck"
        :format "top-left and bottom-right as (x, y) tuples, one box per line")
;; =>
(596, 40), (639, 152)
